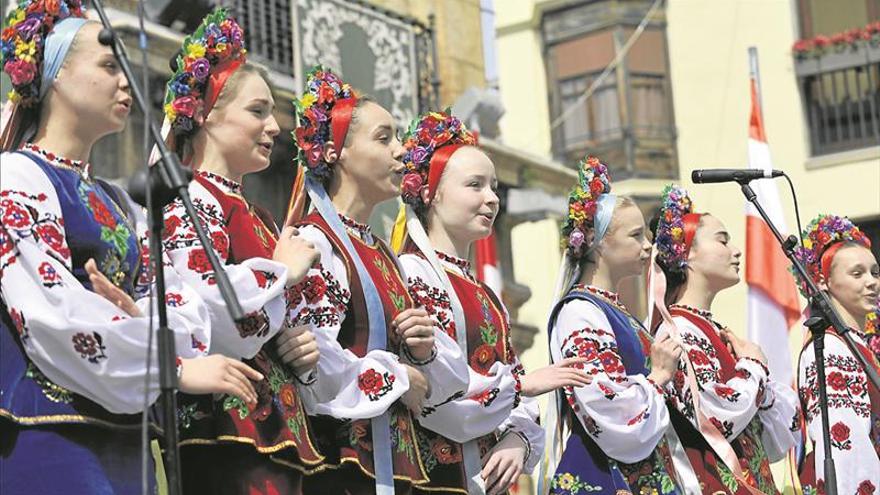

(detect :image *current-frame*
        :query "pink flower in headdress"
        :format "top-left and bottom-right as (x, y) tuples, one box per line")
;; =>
(171, 95), (197, 118)
(305, 143), (323, 166)
(569, 229), (585, 249)
(401, 173), (423, 199)
(4, 59), (36, 86)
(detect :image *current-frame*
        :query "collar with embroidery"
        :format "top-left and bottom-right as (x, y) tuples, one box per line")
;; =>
(197, 170), (243, 195)
(24, 143), (91, 178)
(572, 284), (621, 305)
(670, 303), (722, 325)
(436, 251), (476, 280)
(339, 214), (373, 242)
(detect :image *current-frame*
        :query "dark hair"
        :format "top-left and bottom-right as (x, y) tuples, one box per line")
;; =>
(649, 208), (709, 304)
(319, 95), (375, 188)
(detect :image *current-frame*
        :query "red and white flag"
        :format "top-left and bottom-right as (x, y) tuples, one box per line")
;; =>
(745, 53), (802, 385)
(475, 231), (503, 296)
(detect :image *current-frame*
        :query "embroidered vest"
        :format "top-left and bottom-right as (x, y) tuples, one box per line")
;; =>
(1, 152), (141, 429)
(175, 175), (323, 469)
(670, 308), (780, 494)
(413, 256), (518, 491)
(546, 288), (682, 495)
(298, 212), (435, 487)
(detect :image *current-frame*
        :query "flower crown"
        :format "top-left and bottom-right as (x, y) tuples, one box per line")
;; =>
(1, 0), (86, 107)
(793, 214), (871, 297)
(163, 8), (246, 136)
(560, 155), (612, 259)
(654, 184), (696, 271)
(866, 301), (878, 336)
(400, 110), (476, 209)
(292, 65), (357, 183)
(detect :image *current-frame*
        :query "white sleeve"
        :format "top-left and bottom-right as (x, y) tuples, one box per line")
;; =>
(0, 155), (211, 414)
(756, 379), (800, 462)
(798, 335), (879, 494)
(668, 316), (768, 440)
(400, 254), (516, 441)
(497, 377), (544, 473)
(162, 182), (291, 359)
(549, 299), (669, 464)
(287, 225), (410, 419)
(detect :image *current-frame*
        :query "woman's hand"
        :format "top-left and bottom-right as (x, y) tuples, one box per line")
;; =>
(481, 432), (527, 495)
(179, 355), (264, 404)
(392, 308), (435, 362)
(276, 325), (320, 376)
(86, 258), (142, 317)
(274, 226), (319, 285)
(520, 357), (593, 397)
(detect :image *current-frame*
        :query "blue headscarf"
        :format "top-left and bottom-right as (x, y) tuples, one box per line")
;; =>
(39, 17), (90, 99)
(589, 193), (618, 253)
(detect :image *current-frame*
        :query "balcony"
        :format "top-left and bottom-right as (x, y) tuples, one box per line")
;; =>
(793, 25), (880, 156)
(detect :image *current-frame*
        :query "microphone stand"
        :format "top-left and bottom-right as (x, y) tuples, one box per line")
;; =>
(735, 177), (880, 495)
(91, 2), (247, 494)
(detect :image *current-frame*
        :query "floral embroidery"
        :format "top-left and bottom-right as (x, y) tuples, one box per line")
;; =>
(9, 307), (28, 341)
(290, 264), (351, 328)
(618, 448), (678, 494)
(550, 472), (600, 494)
(72, 331), (107, 364)
(211, 231), (230, 260)
(37, 261), (62, 288)
(709, 416), (734, 438)
(830, 421), (853, 451)
(800, 353), (871, 419)
(252, 269), (277, 289)
(627, 407), (650, 426)
(236, 308), (270, 338)
(416, 431), (463, 474)
(165, 292), (184, 307)
(390, 408), (417, 462)
(372, 256), (405, 313)
(349, 420), (372, 451)
(358, 368), (396, 401)
(267, 364), (306, 439)
(191, 334), (207, 353)
(78, 181), (133, 261)
(186, 248), (215, 282)
(1, 190), (71, 261)
(26, 362), (73, 404)
(714, 384), (741, 402)
(858, 480), (876, 495)
(407, 276), (455, 338)
(470, 343), (496, 375)
(469, 387), (499, 407)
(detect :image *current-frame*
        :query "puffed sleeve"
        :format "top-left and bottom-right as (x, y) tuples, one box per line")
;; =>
(549, 298), (669, 464)
(285, 225), (410, 419)
(798, 334), (878, 494)
(162, 181), (293, 359)
(0, 154), (210, 414)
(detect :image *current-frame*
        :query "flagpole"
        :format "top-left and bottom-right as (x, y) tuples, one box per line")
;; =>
(748, 46), (842, 495)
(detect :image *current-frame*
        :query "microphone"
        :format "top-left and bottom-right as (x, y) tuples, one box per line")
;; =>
(691, 168), (784, 184)
(127, 162), (193, 208)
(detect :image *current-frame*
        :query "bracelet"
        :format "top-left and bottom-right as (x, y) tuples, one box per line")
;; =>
(294, 369), (318, 386)
(403, 344), (437, 365)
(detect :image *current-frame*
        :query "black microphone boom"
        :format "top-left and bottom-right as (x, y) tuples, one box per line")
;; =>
(128, 163), (194, 209)
(691, 168), (783, 184)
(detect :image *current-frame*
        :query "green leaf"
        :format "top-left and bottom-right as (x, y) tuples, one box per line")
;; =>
(660, 474), (675, 494)
(286, 416), (301, 439)
(480, 323), (497, 346)
(222, 395), (249, 419)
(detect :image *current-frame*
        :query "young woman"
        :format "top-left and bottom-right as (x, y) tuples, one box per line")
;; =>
(0, 2), (256, 492)
(151, 10), (324, 494)
(394, 111), (591, 494)
(542, 157), (691, 494)
(793, 215), (879, 494)
(275, 67), (469, 494)
(649, 185), (800, 494)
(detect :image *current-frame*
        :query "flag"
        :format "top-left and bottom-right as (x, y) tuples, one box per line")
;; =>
(475, 230), (502, 296)
(745, 59), (802, 385)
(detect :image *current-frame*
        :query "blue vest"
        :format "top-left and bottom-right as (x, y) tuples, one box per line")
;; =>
(546, 288), (681, 495)
(1, 151), (142, 429)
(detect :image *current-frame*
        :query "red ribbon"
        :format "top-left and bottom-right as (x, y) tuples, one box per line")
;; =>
(203, 58), (245, 117)
(330, 96), (358, 156)
(426, 144), (466, 203)
(682, 213), (703, 254)
(820, 242), (845, 282)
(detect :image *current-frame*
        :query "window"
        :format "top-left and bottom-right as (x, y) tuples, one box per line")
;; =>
(542, 1), (677, 179)
(227, 0), (294, 76)
(796, 0), (880, 38)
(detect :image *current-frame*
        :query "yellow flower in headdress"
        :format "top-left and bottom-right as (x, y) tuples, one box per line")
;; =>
(299, 93), (316, 108)
(15, 39), (36, 62)
(670, 226), (683, 240)
(802, 238), (812, 250)
(186, 43), (206, 59)
(8, 89), (21, 103)
(164, 102), (177, 120)
(9, 8), (25, 27)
